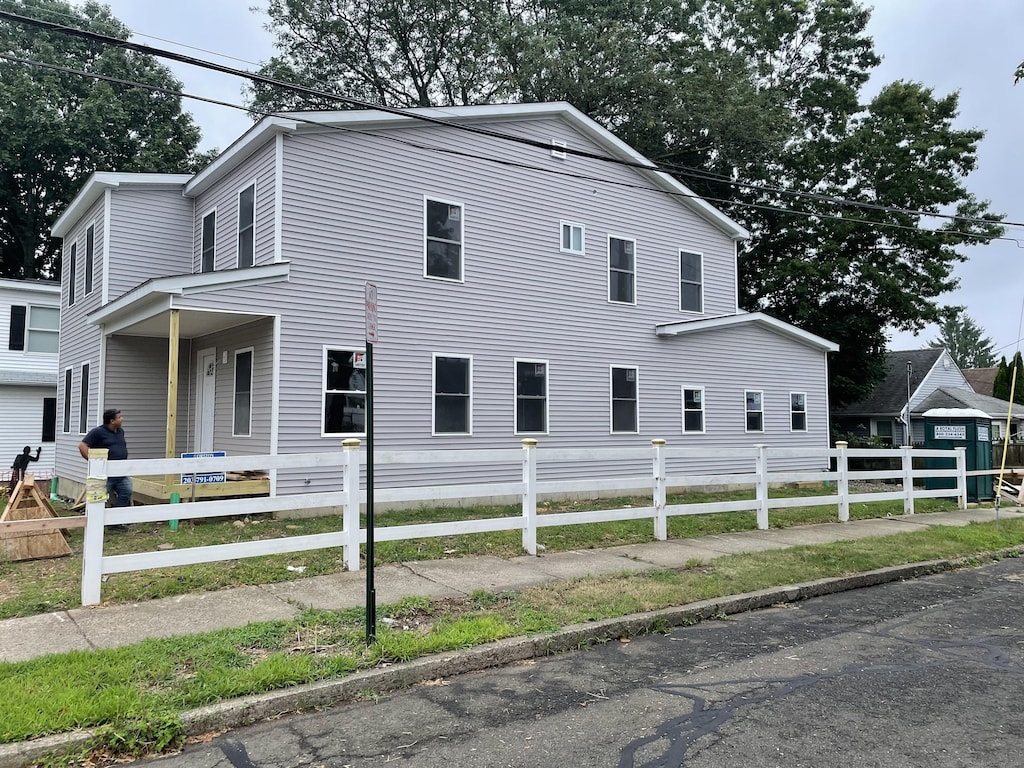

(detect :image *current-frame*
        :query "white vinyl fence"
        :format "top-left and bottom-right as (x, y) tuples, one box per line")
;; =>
(77, 440), (971, 605)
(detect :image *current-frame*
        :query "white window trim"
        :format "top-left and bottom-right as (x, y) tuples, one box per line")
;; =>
(432, 352), (473, 436)
(607, 235), (637, 306)
(514, 358), (550, 436)
(423, 196), (465, 283)
(679, 249), (703, 313)
(200, 207), (217, 273)
(67, 241), (77, 307)
(321, 346), (367, 438)
(551, 139), (568, 159)
(25, 304), (59, 354)
(78, 361), (90, 435)
(232, 346), (254, 437)
(609, 364), (640, 434)
(790, 391), (808, 433)
(559, 221), (585, 255)
(744, 389), (764, 433)
(84, 225), (95, 296)
(62, 367), (73, 434)
(236, 181), (257, 268)
(681, 385), (706, 434)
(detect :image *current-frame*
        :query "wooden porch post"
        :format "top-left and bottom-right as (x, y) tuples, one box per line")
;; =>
(165, 310), (180, 474)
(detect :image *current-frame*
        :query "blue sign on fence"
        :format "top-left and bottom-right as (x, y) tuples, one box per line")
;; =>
(180, 451), (226, 485)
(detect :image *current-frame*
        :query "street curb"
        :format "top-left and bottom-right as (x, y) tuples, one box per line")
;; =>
(2, 549), (1019, 768)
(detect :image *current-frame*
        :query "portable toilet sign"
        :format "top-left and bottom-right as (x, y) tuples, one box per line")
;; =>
(922, 408), (993, 502)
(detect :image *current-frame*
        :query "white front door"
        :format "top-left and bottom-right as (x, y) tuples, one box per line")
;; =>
(195, 348), (217, 452)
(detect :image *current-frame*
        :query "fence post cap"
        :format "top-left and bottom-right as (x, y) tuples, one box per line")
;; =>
(835, 440), (848, 448)
(521, 438), (538, 447)
(342, 438), (361, 449)
(651, 438), (667, 446)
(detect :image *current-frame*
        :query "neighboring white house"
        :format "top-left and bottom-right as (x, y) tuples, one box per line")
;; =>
(50, 102), (839, 499)
(0, 278), (60, 479)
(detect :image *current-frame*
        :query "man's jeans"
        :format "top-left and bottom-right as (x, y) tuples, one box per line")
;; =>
(107, 476), (133, 507)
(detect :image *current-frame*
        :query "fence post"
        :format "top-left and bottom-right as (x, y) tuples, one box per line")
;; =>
(955, 446), (968, 509)
(80, 449), (109, 607)
(902, 445), (915, 515)
(835, 441), (849, 522)
(652, 439), (667, 540)
(343, 438), (362, 571)
(522, 438), (538, 555)
(755, 444), (769, 529)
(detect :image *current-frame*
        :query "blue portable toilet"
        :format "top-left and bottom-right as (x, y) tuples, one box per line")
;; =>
(922, 408), (994, 502)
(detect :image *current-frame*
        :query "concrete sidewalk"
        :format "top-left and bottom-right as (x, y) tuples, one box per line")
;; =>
(1, 507), (1020, 664)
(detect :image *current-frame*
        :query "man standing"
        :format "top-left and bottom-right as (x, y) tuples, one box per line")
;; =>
(79, 409), (132, 527)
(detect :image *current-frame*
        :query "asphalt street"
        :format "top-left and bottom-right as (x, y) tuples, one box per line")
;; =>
(137, 556), (1024, 767)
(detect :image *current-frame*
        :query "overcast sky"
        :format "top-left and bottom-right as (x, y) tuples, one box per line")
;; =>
(100, 0), (1024, 361)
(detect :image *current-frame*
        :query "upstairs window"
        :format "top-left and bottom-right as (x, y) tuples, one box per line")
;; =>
(745, 390), (764, 433)
(425, 198), (463, 281)
(560, 222), (584, 254)
(237, 183), (255, 268)
(679, 250), (702, 312)
(434, 354), (471, 434)
(78, 363), (90, 434)
(791, 392), (807, 431)
(8, 305), (58, 353)
(611, 366), (638, 433)
(68, 242), (77, 306)
(84, 225), (94, 295)
(201, 210), (217, 273)
(515, 360), (548, 434)
(682, 386), (705, 433)
(323, 349), (366, 435)
(608, 237), (635, 304)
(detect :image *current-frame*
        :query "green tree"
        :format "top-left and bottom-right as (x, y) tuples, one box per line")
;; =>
(0, 0), (204, 279)
(926, 310), (996, 369)
(1014, 352), (1024, 405)
(993, 357), (1010, 400)
(251, 0), (1002, 406)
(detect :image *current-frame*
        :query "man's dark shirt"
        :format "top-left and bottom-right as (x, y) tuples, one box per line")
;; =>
(81, 425), (128, 461)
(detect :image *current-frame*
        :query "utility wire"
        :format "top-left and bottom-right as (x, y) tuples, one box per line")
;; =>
(1, 7), (1019, 239)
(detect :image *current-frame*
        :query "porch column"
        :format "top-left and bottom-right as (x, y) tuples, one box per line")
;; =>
(165, 309), (180, 460)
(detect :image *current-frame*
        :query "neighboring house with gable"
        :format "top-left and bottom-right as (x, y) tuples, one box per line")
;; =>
(0, 278), (60, 479)
(832, 348), (971, 446)
(50, 102), (838, 500)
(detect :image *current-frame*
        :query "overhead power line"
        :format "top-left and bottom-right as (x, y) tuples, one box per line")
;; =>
(0, 8), (1018, 244)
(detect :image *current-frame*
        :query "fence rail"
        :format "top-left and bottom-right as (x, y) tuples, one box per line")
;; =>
(61, 441), (981, 605)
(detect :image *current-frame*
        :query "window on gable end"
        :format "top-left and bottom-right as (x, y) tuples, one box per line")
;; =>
(682, 386), (705, 433)
(425, 199), (463, 281)
(84, 225), (94, 295)
(237, 184), (255, 268)
(679, 250), (702, 312)
(611, 366), (638, 433)
(434, 354), (471, 434)
(515, 360), (548, 434)
(68, 242), (77, 306)
(791, 392), (807, 432)
(745, 390), (764, 433)
(560, 222), (584, 255)
(202, 210), (217, 272)
(608, 237), (635, 304)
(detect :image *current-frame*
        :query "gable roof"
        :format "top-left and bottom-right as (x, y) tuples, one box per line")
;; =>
(962, 367), (997, 396)
(51, 173), (193, 238)
(654, 312), (838, 352)
(185, 102), (750, 242)
(915, 387), (1024, 421)
(834, 348), (947, 416)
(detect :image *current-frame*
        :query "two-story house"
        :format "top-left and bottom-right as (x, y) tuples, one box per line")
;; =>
(0, 278), (60, 479)
(50, 102), (838, 500)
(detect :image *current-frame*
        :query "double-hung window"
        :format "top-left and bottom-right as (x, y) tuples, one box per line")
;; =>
(237, 183), (255, 268)
(84, 225), (94, 295)
(561, 222), (584, 255)
(679, 250), (702, 312)
(682, 386), (705, 433)
(425, 198), (463, 281)
(790, 392), (807, 431)
(434, 354), (471, 434)
(201, 210), (217, 273)
(68, 243), (77, 306)
(233, 348), (253, 436)
(62, 369), (72, 433)
(608, 236), (635, 304)
(745, 390), (764, 433)
(78, 363), (90, 434)
(26, 306), (59, 353)
(323, 349), (366, 435)
(515, 360), (548, 434)
(611, 366), (638, 433)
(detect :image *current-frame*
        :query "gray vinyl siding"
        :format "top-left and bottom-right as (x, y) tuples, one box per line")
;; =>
(106, 190), (192, 298)
(192, 139), (276, 272)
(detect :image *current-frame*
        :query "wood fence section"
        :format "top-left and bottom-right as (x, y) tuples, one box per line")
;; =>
(73, 442), (973, 606)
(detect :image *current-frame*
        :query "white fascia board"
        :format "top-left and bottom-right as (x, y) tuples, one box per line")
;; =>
(87, 262), (291, 329)
(0, 278), (61, 296)
(655, 312), (839, 352)
(51, 172), (192, 238)
(278, 102), (750, 242)
(186, 118), (300, 198)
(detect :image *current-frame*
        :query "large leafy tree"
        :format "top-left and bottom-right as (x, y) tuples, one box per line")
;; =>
(0, 0), (204, 279)
(252, 0), (1003, 406)
(927, 310), (996, 369)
